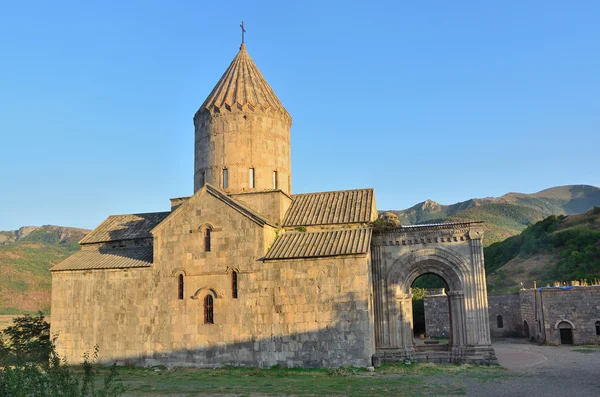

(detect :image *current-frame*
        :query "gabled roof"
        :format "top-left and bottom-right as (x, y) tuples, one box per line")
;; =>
(283, 188), (376, 227)
(264, 228), (372, 260)
(50, 246), (153, 271)
(152, 184), (276, 234)
(79, 212), (170, 245)
(196, 44), (290, 122)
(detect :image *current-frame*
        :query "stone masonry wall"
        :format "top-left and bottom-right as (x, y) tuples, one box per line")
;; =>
(423, 291), (450, 338)
(519, 290), (539, 340)
(51, 267), (154, 364)
(488, 293), (522, 337)
(539, 286), (600, 345)
(150, 190), (374, 368)
(52, 188), (375, 368)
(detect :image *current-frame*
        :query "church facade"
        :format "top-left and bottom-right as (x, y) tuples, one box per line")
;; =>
(51, 42), (496, 368)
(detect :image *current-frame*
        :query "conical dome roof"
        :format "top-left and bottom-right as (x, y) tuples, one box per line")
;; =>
(197, 44), (290, 121)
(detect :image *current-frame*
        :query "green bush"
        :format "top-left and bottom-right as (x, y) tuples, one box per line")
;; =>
(1, 312), (51, 365)
(0, 313), (124, 396)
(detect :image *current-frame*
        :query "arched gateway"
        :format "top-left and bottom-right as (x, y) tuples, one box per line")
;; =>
(370, 222), (497, 364)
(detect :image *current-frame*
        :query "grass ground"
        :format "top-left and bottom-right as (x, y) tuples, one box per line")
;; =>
(93, 363), (507, 397)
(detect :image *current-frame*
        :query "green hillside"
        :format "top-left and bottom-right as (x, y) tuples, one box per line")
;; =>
(485, 207), (600, 292)
(0, 226), (87, 314)
(382, 184), (600, 246)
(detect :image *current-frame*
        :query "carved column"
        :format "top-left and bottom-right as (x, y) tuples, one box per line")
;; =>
(447, 290), (467, 347)
(468, 225), (492, 346)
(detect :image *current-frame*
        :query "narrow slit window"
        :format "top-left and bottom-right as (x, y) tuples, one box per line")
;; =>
(200, 170), (206, 186)
(249, 168), (255, 188)
(273, 171), (278, 189)
(204, 229), (211, 252)
(178, 274), (184, 300)
(596, 321), (600, 336)
(204, 295), (214, 324)
(232, 271), (238, 299)
(223, 168), (228, 189)
(497, 315), (504, 329)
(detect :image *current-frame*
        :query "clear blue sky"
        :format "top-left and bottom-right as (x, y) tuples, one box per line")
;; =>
(1, 1), (598, 231)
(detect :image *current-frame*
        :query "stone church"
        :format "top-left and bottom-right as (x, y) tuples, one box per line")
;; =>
(51, 41), (496, 368)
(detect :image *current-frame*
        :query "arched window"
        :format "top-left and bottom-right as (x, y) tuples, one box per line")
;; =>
(204, 295), (214, 324)
(204, 229), (211, 252)
(497, 315), (504, 329)
(232, 271), (238, 299)
(596, 321), (600, 336)
(178, 274), (184, 300)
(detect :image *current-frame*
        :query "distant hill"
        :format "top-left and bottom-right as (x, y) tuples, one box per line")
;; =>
(0, 226), (88, 314)
(485, 207), (600, 292)
(381, 185), (600, 245)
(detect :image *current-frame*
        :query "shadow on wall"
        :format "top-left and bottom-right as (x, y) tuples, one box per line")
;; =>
(81, 292), (374, 369)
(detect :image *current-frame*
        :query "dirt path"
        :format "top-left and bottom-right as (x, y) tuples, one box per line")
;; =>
(460, 338), (600, 397)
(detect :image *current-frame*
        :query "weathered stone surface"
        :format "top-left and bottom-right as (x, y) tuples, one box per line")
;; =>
(488, 293), (522, 337)
(520, 286), (600, 345)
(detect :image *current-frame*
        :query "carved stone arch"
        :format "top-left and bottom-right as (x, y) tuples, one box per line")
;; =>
(387, 247), (470, 294)
(225, 266), (241, 274)
(191, 287), (221, 300)
(170, 268), (188, 277)
(555, 319), (575, 329)
(198, 222), (215, 232)
(384, 247), (472, 351)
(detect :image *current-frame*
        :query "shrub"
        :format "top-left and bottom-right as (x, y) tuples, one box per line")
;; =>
(0, 313), (124, 396)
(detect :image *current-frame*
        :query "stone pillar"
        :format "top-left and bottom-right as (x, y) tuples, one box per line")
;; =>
(447, 291), (467, 347)
(371, 245), (389, 347)
(468, 225), (492, 346)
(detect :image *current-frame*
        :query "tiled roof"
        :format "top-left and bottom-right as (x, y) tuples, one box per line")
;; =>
(283, 189), (375, 227)
(79, 212), (170, 244)
(264, 228), (372, 260)
(50, 246), (153, 271)
(196, 44), (290, 121)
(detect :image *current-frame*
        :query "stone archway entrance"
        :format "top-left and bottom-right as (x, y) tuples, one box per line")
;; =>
(370, 222), (496, 364)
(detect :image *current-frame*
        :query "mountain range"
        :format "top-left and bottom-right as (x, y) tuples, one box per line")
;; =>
(0, 226), (88, 314)
(380, 184), (600, 245)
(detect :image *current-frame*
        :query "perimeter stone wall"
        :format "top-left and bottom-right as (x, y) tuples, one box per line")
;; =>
(423, 290), (450, 338)
(488, 293), (522, 337)
(538, 286), (600, 345)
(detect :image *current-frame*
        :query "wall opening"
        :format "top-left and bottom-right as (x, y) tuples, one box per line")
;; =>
(497, 315), (504, 329)
(273, 171), (278, 189)
(249, 168), (255, 188)
(232, 271), (238, 299)
(411, 273), (450, 347)
(178, 274), (184, 300)
(523, 320), (530, 338)
(223, 168), (229, 189)
(204, 295), (214, 324)
(558, 321), (573, 345)
(595, 321), (600, 336)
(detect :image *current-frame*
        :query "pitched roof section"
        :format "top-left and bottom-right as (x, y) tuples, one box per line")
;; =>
(196, 44), (290, 121)
(265, 228), (372, 260)
(50, 246), (153, 272)
(283, 189), (376, 227)
(152, 184), (276, 234)
(79, 212), (170, 245)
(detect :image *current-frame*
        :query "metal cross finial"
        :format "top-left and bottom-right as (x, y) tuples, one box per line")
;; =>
(240, 21), (246, 44)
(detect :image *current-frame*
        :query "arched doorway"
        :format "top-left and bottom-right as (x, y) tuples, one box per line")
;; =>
(411, 273), (451, 349)
(370, 224), (496, 364)
(383, 248), (473, 358)
(523, 320), (530, 338)
(558, 321), (573, 345)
